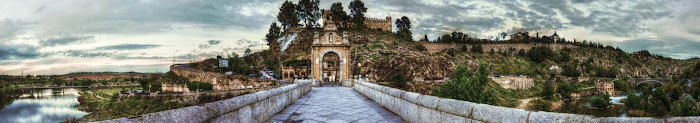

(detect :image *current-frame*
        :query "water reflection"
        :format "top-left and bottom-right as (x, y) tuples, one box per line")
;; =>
(0, 88), (88, 123)
(556, 96), (627, 117)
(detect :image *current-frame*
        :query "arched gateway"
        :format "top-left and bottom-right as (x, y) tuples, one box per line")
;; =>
(311, 24), (350, 83)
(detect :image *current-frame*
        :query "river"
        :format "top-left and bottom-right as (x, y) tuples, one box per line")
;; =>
(0, 88), (88, 123)
(555, 95), (629, 117)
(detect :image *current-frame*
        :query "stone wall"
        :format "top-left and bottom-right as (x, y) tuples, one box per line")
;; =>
(353, 80), (700, 123)
(417, 42), (579, 53)
(98, 81), (312, 123)
(169, 64), (274, 92)
(488, 76), (534, 89)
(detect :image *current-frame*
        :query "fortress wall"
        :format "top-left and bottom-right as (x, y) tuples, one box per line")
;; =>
(168, 65), (274, 92)
(417, 42), (579, 53)
(98, 81), (312, 123)
(353, 80), (700, 123)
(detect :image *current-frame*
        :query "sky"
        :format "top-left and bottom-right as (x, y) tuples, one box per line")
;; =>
(1, 0), (699, 75)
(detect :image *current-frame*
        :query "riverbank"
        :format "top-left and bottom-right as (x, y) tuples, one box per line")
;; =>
(75, 86), (274, 122)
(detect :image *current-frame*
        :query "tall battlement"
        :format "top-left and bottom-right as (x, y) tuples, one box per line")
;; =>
(322, 10), (392, 32)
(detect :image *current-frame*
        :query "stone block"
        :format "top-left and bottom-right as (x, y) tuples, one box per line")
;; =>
(210, 110), (239, 123)
(238, 105), (253, 123)
(596, 117), (665, 123)
(441, 112), (467, 123)
(419, 105), (441, 123)
(254, 90), (272, 102)
(471, 104), (528, 123)
(417, 95), (441, 109)
(400, 99), (420, 123)
(386, 88), (405, 98)
(437, 98), (477, 118)
(666, 117), (700, 122)
(401, 92), (421, 104)
(527, 111), (591, 123)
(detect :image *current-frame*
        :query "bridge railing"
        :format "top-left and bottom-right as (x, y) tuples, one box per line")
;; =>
(97, 81), (312, 123)
(352, 80), (700, 123)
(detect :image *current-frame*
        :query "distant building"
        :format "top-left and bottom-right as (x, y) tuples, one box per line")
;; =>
(596, 82), (615, 95)
(551, 31), (560, 42)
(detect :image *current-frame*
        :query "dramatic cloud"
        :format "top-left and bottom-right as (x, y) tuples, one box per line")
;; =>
(0, 43), (40, 60)
(617, 38), (700, 59)
(208, 40), (221, 45)
(0, 0), (698, 75)
(95, 44), (162, 50)
(0, 19), (22, 40)
(39, 36), (94, 46)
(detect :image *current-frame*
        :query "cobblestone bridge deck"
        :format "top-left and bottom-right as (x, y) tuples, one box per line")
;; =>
(267, 85), (403, 123)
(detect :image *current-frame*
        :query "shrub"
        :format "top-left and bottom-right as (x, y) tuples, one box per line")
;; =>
(540, 81), (556, 100)
(186, 82), (213, 91)
(433, 62), (498, 105)
(529, 98), (552, 111)
(390, 73), (406, 88)
(590, 96), (609, 108)
(416, 44), (427, 51)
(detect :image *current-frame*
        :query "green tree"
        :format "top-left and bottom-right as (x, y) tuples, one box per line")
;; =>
(540, 81), (556, 100)
(471, 45), (483, 53)
(296, 0), (321, 27)
(265, 22), (281, 47)
(625, 93), (644, 109)
(590, 95), (610, 109)
(671, 96), (699, 116)
(186, 82), (213, 91)
(613, 79), (631, 93)
(395, 16), (413, 41)
(526, 46), (556, 63)
(558, 82), (577, 99)
(228, 53), (251, 75)
(433, 62), (497, 105)
(328, 2), (349, 28)
(277, 1), (300, 30)
(349, 0), (367, 28)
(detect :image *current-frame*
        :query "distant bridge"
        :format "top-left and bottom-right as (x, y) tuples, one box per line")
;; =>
(629, 78), (670, 86)
(628, 78), (700, 87)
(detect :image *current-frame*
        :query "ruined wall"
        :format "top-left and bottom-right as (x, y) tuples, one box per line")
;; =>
(488, 76), (534, 89)
(98, 81), (312, 123)
(353, 80), (700, 122)
(417, 42), (579, 53)
(169, 65), (274, 92)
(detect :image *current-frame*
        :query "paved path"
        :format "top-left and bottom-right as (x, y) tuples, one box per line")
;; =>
(267, 85), (403, 123)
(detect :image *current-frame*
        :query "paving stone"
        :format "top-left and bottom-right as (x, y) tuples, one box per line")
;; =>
(267, 86), (403, 123)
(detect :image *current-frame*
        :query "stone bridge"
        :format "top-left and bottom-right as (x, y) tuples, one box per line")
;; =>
(99, 80), (700, 123)
(629, 78), (670, 86)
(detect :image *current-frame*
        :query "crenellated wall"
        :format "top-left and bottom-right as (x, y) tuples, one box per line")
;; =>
(417, 42), (579, 53)
(97, 81), (312, 123)
(352, 80), (700, 123)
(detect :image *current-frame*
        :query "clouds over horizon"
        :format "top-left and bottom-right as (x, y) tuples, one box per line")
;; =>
(0, 0), (699, 75)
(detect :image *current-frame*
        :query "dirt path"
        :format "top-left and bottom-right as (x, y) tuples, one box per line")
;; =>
(516, 97), (538, 109)
(86, 91), (109, 100)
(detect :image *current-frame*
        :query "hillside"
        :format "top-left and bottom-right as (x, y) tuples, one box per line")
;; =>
(240, 27), (698, 82)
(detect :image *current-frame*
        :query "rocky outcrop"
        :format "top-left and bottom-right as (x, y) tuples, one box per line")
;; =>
(354, 42), (455, 81)
(169, 64), (274, 92)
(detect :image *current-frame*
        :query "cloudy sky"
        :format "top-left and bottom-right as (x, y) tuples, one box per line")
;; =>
(1, 0), (699, 75)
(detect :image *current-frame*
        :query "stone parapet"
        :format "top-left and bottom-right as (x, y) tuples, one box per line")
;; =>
(97, 81), (312, 123)
(352, 80), (700, 123)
